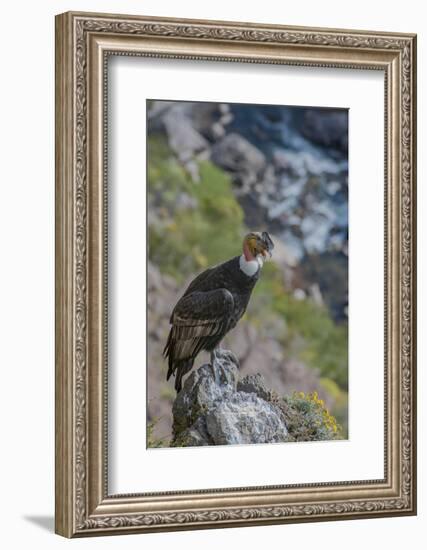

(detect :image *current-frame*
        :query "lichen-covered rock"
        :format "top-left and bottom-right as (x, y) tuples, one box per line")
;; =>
(237, 373), (273, 402)
(172, 359), (239, 441)
(172, 352), (288, 447)
(205, 393), (288, 445)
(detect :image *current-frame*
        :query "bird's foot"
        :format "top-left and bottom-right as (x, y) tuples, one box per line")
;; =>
(210, 348), (221, 366)
(210, 349), (220, 385)
(209, 347), (239, 387)
(211, 364), (221, 386)
(217, 349), (239, 367)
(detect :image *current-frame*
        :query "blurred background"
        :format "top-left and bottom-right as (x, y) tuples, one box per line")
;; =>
(146, 100), (348, 445)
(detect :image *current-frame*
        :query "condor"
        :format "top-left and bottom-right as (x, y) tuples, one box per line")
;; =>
(164, 231), (274, 392)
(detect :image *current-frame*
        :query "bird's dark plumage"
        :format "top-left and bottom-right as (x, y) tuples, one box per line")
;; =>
(164, 231), (274, 393)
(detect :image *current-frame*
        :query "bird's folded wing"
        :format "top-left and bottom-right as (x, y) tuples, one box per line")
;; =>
(171, 289), (234, 338)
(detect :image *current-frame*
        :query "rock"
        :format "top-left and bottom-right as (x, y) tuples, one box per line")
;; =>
(150, 101), (235, 144)
(206, 394), (288, 445)
(147, 100), (175, 129)
(184, 102), (233, 141)
(279, 230), (305, 264)
(172, 359), (239, 439)
(301, 214), (332, 253)
(293, 288), (306, 301)
(162, 106), (209, 181)
(237, 373), (272, 401)
(272, 148), (291, 171)
(211, 122), (226, 139)
(266, 234), (301, 268)
(309, 283), (324, 307)
(300, 109), (348, 153)
(175, 192), (198, 211)
(211, 133), (266, 189)
(326, 181), (341, 196)
(163, 109), (208, 160)
(172, 352), (288, 446)
(296, 251), (348, 323)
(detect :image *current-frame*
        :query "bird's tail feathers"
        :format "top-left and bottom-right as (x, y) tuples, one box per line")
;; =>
(163, 329), (172, 358)
(174, 359), (194, 393)
(166, 358), (194, 393)
(164, 327), (194, 392)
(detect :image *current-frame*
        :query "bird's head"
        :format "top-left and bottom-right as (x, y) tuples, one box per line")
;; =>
(243, 231), (274, 261)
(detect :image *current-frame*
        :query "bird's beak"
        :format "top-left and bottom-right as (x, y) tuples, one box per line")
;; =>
(260, 232), (274, 258)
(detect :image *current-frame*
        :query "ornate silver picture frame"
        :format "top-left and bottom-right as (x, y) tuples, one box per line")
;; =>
(55, 11), (417, 537)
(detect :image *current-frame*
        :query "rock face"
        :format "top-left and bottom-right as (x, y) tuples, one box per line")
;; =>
(146, 100), (349, 443)
(300, 109), (348, 153)
(147, 100), (349, 322)
(211, 132), (266, 190)
(172, 352), (289, 447)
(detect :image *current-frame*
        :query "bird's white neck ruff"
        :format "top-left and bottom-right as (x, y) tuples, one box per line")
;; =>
(239, 254), (264, 276)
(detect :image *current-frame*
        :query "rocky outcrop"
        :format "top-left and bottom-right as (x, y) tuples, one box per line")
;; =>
(172, 351), (289, 447)
(211, 133), (266, 190)
(170, 352), (342, 447)
(146, 260), (332, 444)
(300, 109), (348, 153)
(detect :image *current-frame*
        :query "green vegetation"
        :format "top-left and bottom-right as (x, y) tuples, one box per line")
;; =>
(146, 419), (168, 448)
(279, 391), (342, 442)
(148, 135), (244, 283)
(168, 386), (342, 448)
(252, 261), (348, 390)
(147, 134), (348, 434)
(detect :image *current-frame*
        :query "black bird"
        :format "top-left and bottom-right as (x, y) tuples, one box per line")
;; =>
(163, 231), (274, 392)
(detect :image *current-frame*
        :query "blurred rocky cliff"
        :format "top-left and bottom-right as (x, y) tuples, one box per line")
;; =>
(146, 100), (348, 446)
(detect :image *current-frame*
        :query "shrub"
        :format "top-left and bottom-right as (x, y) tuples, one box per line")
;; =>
(280, 391), (342, 442)
(146, 419), (169, 448)
(148, 136), (244, 282)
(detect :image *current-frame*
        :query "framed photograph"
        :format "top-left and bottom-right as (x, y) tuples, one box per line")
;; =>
(55, 11), (417, 537)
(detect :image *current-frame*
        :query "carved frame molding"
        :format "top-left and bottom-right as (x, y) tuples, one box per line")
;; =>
(55, 11), (416, 537)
